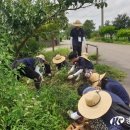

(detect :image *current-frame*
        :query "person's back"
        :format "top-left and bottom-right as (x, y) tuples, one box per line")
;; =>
(102, 77), (130, 105)
(101, 91), (126, 130)
(17, 58), (36, 70)
(76, 57), (94, 70)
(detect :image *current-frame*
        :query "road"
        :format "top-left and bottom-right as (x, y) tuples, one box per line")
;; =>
(46, 40), (130, 93)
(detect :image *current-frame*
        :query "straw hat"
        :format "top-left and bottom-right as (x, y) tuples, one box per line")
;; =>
(80, 52), (90, 61)
(73, 20), (83, 27)
(89, 73), (106, 87)
(36, 54), (45, 61)
(78, 90), (112, 119)
(52, 54), (65, 64)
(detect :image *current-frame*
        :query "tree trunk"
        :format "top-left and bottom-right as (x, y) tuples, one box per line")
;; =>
(110, 34), (113, 40)
(15, 36), (30, 58)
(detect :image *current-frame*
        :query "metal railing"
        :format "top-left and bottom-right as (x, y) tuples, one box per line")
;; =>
(86, 44), (99, 64)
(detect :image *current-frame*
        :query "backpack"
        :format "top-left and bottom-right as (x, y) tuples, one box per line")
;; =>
(111, 102), (130, 129)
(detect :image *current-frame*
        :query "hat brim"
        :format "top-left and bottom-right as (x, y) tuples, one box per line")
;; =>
(78, 90), (112, 119)
(73, 24), (83, 27)
(92, 73), (106, 87)
(52, 56), (65, 64)
(80, 56), (90, 61)
(36, 55), (45, 61)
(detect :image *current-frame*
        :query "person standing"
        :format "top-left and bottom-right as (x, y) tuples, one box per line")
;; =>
(70, 20), (86, 56)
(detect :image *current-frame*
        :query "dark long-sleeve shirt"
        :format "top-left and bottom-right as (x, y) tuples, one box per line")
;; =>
(75, 57), (94, 70)
(102, 78), (130, 105)
(16, 58), (36, 70)
(70, 28), (85, 45)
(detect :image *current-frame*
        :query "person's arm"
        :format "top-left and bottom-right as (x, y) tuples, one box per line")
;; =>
(70, 37), (73, 49)
(70, 29), (73, 49)
(35, 65), (43, 77)
(73, 69), (83, 76)
(67, 110), (82, 120)
(68, 69), (83, 79)
(83, 37), (86, 44)
(68, 65), (75, 74)
(82, 29), (86, 44)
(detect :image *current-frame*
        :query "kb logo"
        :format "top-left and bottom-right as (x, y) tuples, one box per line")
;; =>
(110, 116), (125, 126)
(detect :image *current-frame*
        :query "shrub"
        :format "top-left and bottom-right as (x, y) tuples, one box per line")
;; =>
(91, 31), (100, 38)
(99, 26), (116, 39)
(117, 29), (130, 41)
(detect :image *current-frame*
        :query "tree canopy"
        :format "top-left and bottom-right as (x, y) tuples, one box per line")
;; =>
(112, 14), (130, 30)
(0, 0), (105, 57)
(83, 19), (95, 38)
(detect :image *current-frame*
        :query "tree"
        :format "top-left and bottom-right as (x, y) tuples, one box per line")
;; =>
(63, 24), (73, 39)
(0, 0), (106, 57)
(112, 14), (130, 30)
(99, 25), (116, 39)
(105, 20), (110, 26)
(83, 20), (95, 38)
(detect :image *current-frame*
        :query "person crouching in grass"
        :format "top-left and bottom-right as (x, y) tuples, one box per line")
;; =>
(68, 51), (94, 81)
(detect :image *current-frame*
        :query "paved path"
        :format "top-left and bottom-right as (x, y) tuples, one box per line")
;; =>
(46, 40), (130, 93)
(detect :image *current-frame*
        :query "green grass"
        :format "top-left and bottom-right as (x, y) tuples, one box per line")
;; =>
(89, 53), (100, 61)
(42, 48), (70, 63)
(95, 64), (126, 81)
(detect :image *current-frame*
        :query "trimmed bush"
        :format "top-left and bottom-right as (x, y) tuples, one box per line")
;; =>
(99, 25), (116, 39)
(117, 29), (130, 41)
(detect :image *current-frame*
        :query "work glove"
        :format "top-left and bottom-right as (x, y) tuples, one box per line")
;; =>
(68, 74), (74, 79)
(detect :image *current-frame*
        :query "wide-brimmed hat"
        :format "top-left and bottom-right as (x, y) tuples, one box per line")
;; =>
(73, 20), (83, 27)
(52, 54), (65, 64)
(80, 52), (90, 61)
(78, 90), (112, 119)
(89, 73), (106, 87)
(36, 54), (45, 61)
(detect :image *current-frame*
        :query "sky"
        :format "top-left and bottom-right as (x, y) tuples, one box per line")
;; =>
(66, 0), (130, 29)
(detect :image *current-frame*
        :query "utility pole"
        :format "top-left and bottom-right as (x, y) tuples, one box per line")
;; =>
(101, 0), (104, 26)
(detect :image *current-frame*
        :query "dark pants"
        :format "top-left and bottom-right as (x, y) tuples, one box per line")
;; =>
(73, 44), (82, 56)
(44, 63), (51, 75)
(13, 61), (41, 90)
